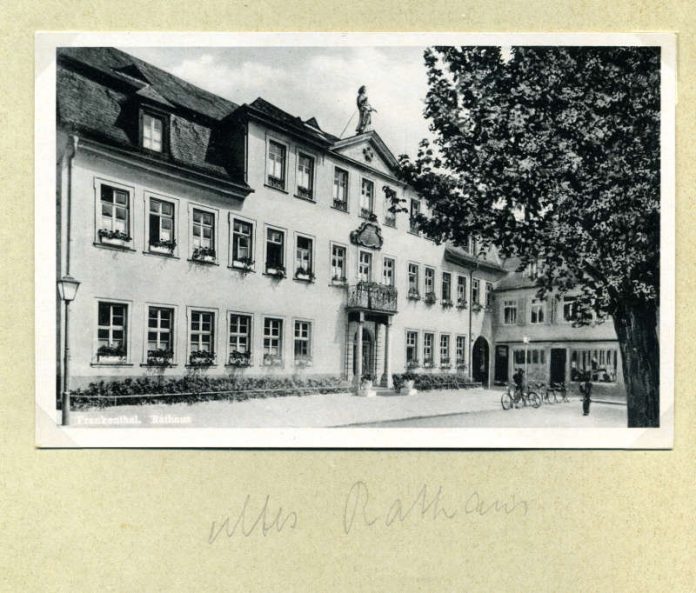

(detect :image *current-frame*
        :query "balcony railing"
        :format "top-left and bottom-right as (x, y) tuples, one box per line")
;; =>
(346, 282), (398, 314)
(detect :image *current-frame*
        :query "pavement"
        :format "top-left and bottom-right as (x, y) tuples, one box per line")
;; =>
(69, 386), (626, 429)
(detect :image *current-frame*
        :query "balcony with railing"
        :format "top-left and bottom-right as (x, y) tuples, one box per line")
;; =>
(346, 282), (398, 314)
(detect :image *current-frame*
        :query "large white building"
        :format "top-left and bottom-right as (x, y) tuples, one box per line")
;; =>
(55, 47), (624, 403)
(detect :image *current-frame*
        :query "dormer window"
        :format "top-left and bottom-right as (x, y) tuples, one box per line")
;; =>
(142, 112), (164, 152)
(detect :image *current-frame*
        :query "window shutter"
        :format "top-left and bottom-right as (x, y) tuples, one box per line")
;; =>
(517, 297), (526, 326)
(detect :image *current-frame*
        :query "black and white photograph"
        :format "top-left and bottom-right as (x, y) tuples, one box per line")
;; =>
(35, 32), (675, 448)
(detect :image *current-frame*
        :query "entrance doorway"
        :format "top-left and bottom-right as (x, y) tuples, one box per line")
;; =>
(550, 348), (567, 384)
(472, 337), (490, 386)
(494, 345), (509, 385)
(353, 330), (374, 377)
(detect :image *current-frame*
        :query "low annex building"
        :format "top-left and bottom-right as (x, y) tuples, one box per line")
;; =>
(55, 47), (624, 398)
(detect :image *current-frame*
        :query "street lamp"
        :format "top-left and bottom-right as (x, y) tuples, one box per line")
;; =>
(523, 336), (529, 387)
(58, 275), (80, 425)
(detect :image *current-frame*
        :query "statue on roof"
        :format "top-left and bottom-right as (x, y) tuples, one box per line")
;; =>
(356, 85), (377, 134)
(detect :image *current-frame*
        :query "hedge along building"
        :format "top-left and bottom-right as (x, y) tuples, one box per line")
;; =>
(491, 259), (625, 396)
(55, 46), (507, 397)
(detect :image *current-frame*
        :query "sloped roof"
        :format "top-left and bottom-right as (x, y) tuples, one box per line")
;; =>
(331, 130), (400, 171)
(444, 244), (506, 274)
(246, 97), (338, 144)
(495, 257), (538, 291)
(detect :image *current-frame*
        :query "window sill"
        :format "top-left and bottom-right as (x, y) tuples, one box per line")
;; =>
(264, 183), (288, 194)
(384, 221), (397, 229)
(185, 363), (219, 369)
(294, 275), (315, 283)
(407, 230), (421, 237)
(140, 363), (178, 368)
(90, 362), (134, 368)
(188, 257), (219, 266)
(294, 193), (316, 203)
(143, 249), (179, 259)
(230, 262), (256, 273)
(329, 279), (348, 287)
(93, 241), (136, 253)
(332, 204), (349, 214)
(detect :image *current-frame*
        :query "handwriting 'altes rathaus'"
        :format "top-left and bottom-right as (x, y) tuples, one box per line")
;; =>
(54, 47), (624, 409)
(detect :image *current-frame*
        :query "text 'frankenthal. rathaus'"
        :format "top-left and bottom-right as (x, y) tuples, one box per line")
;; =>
(55, 47), (625, 401)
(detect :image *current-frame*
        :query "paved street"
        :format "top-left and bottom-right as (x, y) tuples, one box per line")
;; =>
(69, 387), (626, 429)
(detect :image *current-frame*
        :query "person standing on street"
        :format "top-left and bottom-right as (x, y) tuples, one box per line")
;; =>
(580, 370), (592, 416)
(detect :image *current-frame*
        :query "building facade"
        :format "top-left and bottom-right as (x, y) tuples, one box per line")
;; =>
(56, 47), (508, 395)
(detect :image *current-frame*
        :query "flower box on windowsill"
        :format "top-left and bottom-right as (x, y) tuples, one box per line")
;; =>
(472, 303), (484, 313)
(96, 345), (127, 364)
(192, 247), (216, 264)
(232, 258), (255, 273)
(423, 360), (435, 369)
(267, 176), (285, 191)
(424, 292), (437, 305)
(295, 187), (313, 201)
(228, 351), (252, 368)
(294, 357), (313, 368)
(332, 199), (348, 212)
(146, 349), (174, 367)
(189, 351), (216, 367)
(440, 359), (452, 369)
(295, 269), (315, 282)
(456, 362), (467, 371)
(407, 290), (421, 301)
(407, 360), (420, 370)
(330, 276), (347, 286)
(441, 299), (454, 308)
(149, 239), (176, 255)
(98, 229), (132, 248)
(266, 265), (286, 279)
(262, 354), (283, 367)
(456, 299), (469, 309)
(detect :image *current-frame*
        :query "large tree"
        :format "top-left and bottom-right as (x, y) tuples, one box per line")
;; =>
(399, 46), (661, 427)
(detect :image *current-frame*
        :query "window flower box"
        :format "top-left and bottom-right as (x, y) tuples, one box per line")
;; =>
(441, 298), (454, 308)
(266, 264), (286, 279)
(456, 361), (467, 370)
(424, 292), (437, 305)
(333, 199), (348, 212)
(407, 359), (420, 370)
(146, 349), (173, 367)
(294, 356), (313, 368)
(232, 257), (255, 273)
(192, 246), (216, 263)
(440, 358), (451, 369)
(296, 186), (313, 200)
(96, 344), (127, 363)
(228, 350), (252, 367)
(98, 229), (132, 248)
(331, 275), (347, 286)
(263, 353), (283, 367)
(149, 239), (176, 254)
(423, 360), (435, 369)
(267, 175), (285, 191)
(295, 268), (315, 282)
(189, 350), (216, 366)
(407, 289), (421, 301)
(360, 208), (377, 222)
(472, 302), (484, 313)
(456, 299), (469, 309)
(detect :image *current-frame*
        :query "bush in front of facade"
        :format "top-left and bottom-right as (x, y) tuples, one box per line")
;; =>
(72, 375), (351, 408)
(392, 372), (478, 392)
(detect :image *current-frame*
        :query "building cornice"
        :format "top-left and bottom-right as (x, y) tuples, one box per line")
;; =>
(444, 247), (506, 274)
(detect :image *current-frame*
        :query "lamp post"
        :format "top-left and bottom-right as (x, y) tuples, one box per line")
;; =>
(58, 275), (80, 426)
(523, 336), (529, 387)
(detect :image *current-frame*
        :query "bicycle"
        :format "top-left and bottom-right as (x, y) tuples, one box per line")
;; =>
(501, 383), (541, 410)
(551, 381), (568, 403)
(536, 382), (556, 405)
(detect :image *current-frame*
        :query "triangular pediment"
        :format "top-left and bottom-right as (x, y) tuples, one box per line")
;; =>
(331, 131), (400, 178)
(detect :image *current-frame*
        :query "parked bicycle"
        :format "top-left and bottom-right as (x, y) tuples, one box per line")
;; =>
(501, 383), (541, 410)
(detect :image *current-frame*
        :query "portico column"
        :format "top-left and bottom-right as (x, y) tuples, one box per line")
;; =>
(375, 322), (385, 385)
(384, 318), (393, 388)
(355, 312), (364, 387)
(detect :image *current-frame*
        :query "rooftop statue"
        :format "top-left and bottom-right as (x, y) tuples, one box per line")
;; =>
(356, 85), (377, 134)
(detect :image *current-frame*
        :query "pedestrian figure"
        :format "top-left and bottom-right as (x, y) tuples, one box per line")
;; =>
(512, 368), (525, 408)
(580, 370), (592, 416)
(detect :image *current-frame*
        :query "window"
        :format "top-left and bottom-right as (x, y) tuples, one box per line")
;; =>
(229, 314), (252, 365)
(333, 168), (349, 211)
(472, 279), (480, 305)
(570, 348), (618, 383)
(294, 320), (312, 363)
(440, 335), (451, 366)
(97, 302), (127, 359)
(563, 296), (577, 322)
(456, 335), (467, 366)
(384, 186), (396, 227)
(462, 234), (471, 253)
(265, 228), (285, 273)
(192, 209), (215, 259)
(425, 267), (435, 296)
(383, 257), (395, 287)
(358, 251), (372, 282)
(99, 184), (130, 239)
(409, 199), (421, 233)
(232, 219), (254, 266)
(406, 331), (419, 365)
(296, 153), (314, 200)
(457, 275), (467, 305)
(360, 179), (374, 218)
(263, 318), (283, 365)
(189, 311), (215, 360)
(423, 333), (435, 366)
(149, 198), (175, 251)
(530, 299), (545, 324)
(267, 140), (286, 190)
(147, 306), (173, 355)
(408, 263), (420, 297)
(486, 282), (494, 307)
(441, 272), (452, 302)
(331, 244), (346, 281)
(295, 236), (314, 279)
(142, 113), (164, 152)
(514, 348), (546, 380)
(503, 300), (518, 325)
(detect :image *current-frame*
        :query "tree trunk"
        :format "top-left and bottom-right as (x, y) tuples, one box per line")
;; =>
(612, 302), (660, 427)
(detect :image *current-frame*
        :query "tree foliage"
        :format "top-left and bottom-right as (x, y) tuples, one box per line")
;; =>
(399, 46), (660, 322)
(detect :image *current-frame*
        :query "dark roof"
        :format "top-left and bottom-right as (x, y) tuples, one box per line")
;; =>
(57, 47), (249, 190)
(495, 258), (539, 291)
(444, 245), (506, 274)
(247, 97), (339, 144)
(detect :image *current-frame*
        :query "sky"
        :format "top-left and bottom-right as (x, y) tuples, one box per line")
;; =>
(123, 46), (432, 159)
